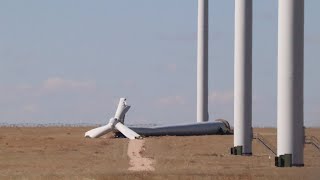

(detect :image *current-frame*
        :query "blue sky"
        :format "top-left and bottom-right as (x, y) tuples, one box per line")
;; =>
(0, 0), (319, 127)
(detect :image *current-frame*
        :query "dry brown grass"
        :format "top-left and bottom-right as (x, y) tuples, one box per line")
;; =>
(0, 127), (319, 179)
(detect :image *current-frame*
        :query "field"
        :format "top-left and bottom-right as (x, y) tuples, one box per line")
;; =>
(0, 127), (319, 179)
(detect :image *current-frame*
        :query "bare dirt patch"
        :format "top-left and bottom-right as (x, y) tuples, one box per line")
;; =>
(127, 139), (155, 171)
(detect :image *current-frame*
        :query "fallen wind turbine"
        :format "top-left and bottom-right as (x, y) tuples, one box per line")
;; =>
(85, 98), (232, 139)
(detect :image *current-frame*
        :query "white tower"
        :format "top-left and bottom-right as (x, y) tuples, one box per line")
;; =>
(277, 0), (304, 166)
(233, 0), (253, 155)
(197, 0), (209, 122)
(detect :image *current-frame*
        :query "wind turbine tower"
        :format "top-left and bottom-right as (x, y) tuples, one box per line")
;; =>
(277, 0), (304, 167)
(197, 0), (209, 123)
(232, 0), (253, 155)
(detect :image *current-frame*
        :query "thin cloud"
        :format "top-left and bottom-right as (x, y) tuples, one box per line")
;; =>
(209, 90), (234, 105)
(166, 63), (177, 73)
(122, 80), (137, 88)
(157, 95), (186, 106)
(22, 104), (39, 113)
(0, 77), (98, 117)
(42, 77), (96, 92)
(157, 32), (196, 42)
(209, 90), (259, 105)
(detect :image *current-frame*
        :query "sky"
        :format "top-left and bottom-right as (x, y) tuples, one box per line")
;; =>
(0, 0), (319, 127)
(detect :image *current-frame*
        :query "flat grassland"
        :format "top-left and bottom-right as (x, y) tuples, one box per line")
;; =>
(0, 127), (319, 179)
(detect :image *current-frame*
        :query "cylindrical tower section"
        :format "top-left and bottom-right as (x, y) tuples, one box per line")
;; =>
(277, 0), (304, 166)
(197, 0), (209, 122)
(233, 0), (253, 155)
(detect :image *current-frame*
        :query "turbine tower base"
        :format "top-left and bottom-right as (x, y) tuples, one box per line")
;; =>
(275, 154), (304, 167)
(230, 146), (252, 156)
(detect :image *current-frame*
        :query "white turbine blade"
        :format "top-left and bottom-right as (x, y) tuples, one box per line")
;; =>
(115, 122), (140, 139)
(84, 123), (113, 138)
(114, 98), (130, 120)
(118, 106), (130, 123)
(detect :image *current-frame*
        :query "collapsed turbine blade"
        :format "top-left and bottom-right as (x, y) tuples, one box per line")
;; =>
(115, 122), (141, 140)
(84, 123), (113, 138)
(114, 98), (130, 123)
(84, 98), (134, 139)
